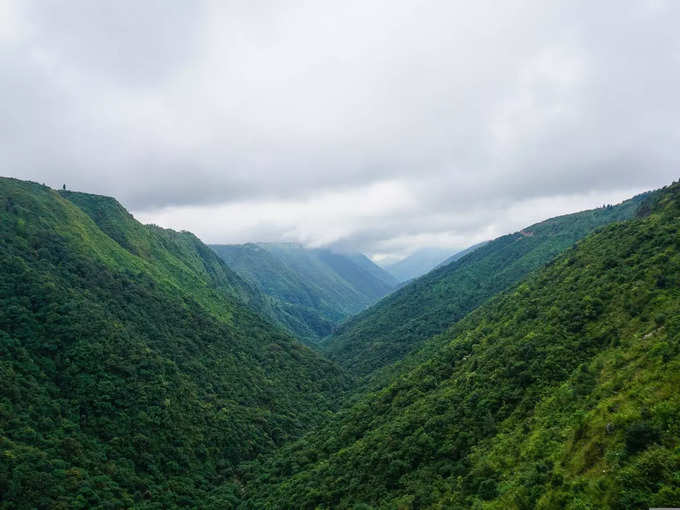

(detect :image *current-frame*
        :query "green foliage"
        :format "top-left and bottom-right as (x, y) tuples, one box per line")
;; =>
(4, 176), (680, 509)
(210, 243), (397, 344)
(239, 182), (680, 509)
(624, 422), (661, 454)
(322, 193), (648, 378)
(0, 178), (351, 509)
(60, 190), (268, 319)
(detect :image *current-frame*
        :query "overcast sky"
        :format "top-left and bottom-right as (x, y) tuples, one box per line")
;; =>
(2, 1), (679, 261)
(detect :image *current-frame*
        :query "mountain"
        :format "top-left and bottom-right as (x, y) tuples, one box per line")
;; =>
(320, 193), (648, 378)
(239, 182), (680, 509)
(210, 243), (397, 343)
(383, 247), (455, 282)
(333, 252), (399, 290)
(0, 178), (351, 508)
(59, 189), (267, 315)
(434, 240), (489, 270)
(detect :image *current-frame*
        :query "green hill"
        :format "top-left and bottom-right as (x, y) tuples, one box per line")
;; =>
(59, 190), (269, 316)
(321, 194), (648, 378)
(210, 243), (397, 343)
(239, 182), (680, 509)
(0, 178), (351, 509)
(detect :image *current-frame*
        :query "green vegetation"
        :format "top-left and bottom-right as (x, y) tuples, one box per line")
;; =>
(435, 240), (489, 270)
(322, 194), (648, 378)
(0, 178), (351, 509)
(210, 243), (397, 343)
(239, 182), (680, 509)
(3, 175), (679, 510)
(60, 190), (270, 319)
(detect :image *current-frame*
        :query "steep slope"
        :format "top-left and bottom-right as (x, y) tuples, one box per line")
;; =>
(239, 182), (680, 509)
(210, 243), (397, 343)
(210, 243), (343, 341)
(384, 247), (456, 282)
(314, 250), (396, 299)
(60, 190), (268, 315)
(435, 240), (489, 270)
(0, 178), (351, 509)
(322, 194), (647, 378)
(344, 253), (399, 289)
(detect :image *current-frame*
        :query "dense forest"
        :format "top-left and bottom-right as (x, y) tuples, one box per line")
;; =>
(210, 243), (396, 343)
(0, 179), (351, 509)
(1, 176), (679, 509)
(3, 0), (679, 508)
(321, 194), (648, 380)
(237, 182), (680, 509)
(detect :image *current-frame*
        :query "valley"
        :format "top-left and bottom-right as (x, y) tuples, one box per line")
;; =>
(210, 242), (396, 344)
(1, 177), (679, 509)
(3, 3), (678, 508)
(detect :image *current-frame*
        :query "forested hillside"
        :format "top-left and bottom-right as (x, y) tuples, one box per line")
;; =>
(0, 178), (351, 509)
(60, 190), (270, 317)
(322, 194), (648, 378)
(3, 176), (677, 510)
(210, 243), (397, 343)
(239, 182), (680, 509)
(434, 240), (489, 270)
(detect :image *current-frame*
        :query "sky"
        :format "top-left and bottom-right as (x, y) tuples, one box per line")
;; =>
(2, 0), (679, 262)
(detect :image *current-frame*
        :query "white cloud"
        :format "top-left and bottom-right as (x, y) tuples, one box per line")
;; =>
(2, 0), (679, 258)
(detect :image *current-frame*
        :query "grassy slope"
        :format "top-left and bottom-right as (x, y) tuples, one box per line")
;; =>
(60, 190), (269, 320)
(238, 182), (680, 509)
(0, 178), (351, 509)
(322, 194), (647, 378)
(210, 243), (396, 343)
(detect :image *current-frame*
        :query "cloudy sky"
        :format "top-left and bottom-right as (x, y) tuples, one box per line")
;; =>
(2, 0), (679, 262)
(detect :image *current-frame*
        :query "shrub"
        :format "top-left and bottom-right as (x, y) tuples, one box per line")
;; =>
(625, 422), (660, 454)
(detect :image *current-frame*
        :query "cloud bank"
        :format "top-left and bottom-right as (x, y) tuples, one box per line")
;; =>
(2, 0), (679, 259)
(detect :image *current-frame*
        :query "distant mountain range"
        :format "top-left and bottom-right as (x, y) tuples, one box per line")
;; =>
(434, 240), (490, 269)
(382, 242), (491, 284)
(382, 247), (455, 282)
(210, 243), (397, 343)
